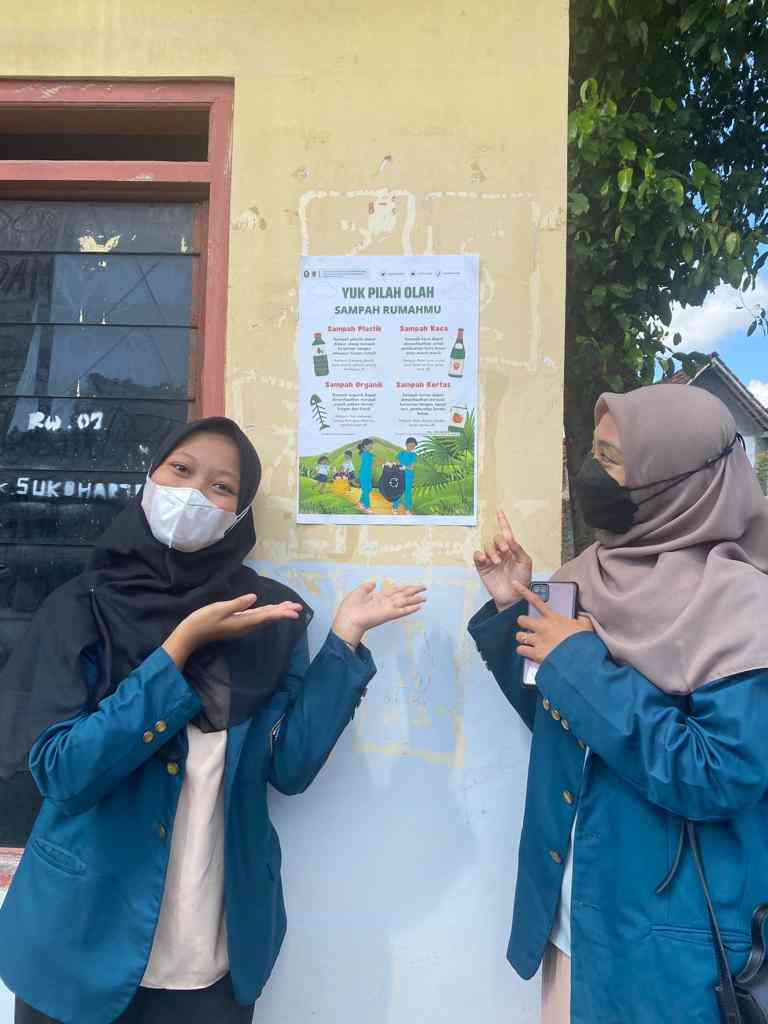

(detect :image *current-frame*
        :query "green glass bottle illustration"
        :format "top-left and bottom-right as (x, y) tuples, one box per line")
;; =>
(312, 332), (329, 376)
(448, 328), (465, 378)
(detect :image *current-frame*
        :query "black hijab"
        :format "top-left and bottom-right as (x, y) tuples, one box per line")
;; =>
(0, 417), (312, 780)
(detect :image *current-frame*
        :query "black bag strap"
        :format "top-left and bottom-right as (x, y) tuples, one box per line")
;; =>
(685, 820), (742, 1024)
(736, 903), (768, 985)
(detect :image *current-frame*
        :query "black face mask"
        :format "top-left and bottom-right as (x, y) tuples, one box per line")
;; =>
(574, 434), (744, 534)
(574, 457), (638, 533)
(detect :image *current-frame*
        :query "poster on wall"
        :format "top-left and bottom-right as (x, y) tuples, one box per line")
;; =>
(297, 254), (479, 525)
(0, 849), (21, 910)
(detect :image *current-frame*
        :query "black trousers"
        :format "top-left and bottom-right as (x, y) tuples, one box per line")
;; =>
(14, 974), (255, 1024)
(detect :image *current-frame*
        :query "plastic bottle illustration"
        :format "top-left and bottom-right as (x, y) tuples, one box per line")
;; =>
(312, 332), (329, 376)
(448, 328), (465, 378)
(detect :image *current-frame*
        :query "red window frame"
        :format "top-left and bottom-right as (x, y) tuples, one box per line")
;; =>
(0, 79), (234, 416)
(0, 80), (233, 872)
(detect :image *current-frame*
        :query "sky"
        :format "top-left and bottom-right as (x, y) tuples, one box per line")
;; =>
(667, 274), (768, 406)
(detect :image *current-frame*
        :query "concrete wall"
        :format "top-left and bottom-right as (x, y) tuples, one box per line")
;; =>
(1, 2), (569, 1020)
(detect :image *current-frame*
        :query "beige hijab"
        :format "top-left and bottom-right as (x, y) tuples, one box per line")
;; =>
(554, 383), (768, 693)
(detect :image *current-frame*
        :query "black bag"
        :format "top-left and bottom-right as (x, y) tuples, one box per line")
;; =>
(378, 463), (405, 502)
(657, 820), (768, 1024)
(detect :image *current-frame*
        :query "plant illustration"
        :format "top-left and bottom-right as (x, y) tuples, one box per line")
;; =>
(415, 409), (475, 514)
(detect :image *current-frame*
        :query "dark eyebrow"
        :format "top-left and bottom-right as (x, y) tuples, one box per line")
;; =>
(171, 448), (198, 464)
(172, 449), (240, 483)
(592, 436), (623, 457)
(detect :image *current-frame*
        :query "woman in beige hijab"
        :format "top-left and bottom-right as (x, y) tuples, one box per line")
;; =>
(468, 383), (768, 1023)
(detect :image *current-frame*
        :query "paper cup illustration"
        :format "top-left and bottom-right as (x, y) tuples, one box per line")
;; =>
(448, 405), (468, 432)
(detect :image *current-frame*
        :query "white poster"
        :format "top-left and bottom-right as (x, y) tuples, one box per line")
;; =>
(297, 254), (478, 525)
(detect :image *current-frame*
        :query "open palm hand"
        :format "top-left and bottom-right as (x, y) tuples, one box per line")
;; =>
(332, 582), (427, 647)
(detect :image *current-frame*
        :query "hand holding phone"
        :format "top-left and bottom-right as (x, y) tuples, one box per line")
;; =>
(521, 582), (579, 687)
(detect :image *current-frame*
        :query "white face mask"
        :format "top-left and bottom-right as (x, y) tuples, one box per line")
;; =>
(140, 475), (247, 553)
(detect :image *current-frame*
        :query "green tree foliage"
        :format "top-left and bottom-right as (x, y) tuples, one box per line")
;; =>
(567, 0), (768, 552)
(756, 451), (768, 495)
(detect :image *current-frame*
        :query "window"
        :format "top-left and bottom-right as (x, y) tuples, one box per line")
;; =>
(0, 81), (233, 848)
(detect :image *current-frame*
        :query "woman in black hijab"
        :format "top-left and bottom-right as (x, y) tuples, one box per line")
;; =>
(0, 416), (425, 1024)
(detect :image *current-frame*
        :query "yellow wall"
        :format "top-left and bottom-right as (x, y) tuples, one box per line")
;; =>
(2, 7), (569, 1017)
(6, 0), (569, 573)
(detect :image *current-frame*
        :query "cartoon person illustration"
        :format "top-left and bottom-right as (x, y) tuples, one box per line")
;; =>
(331, 451), (356, 494)
(392, 437), (418, 515)
(356, 438), (375, 513)
(313, 455), (330, 488)
(340, 449), (357, 484)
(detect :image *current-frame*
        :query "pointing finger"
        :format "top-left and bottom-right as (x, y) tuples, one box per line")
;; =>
(497, 509), (514, 543)
(512, 582), (550, 616)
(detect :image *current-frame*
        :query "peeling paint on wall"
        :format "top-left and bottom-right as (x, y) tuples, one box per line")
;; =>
(78, 233), (121, 252)
(233, 205), (268, 231)
(298, 188), (417, 256)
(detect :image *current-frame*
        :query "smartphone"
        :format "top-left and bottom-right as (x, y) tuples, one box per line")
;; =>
(522, 581), (579, 687)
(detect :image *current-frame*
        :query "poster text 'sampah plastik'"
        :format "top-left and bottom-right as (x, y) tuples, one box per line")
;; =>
(297, 255), (479, 526)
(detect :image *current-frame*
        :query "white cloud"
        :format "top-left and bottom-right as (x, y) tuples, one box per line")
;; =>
(666, 279), (768, 353)
(749, 379), (768, 408)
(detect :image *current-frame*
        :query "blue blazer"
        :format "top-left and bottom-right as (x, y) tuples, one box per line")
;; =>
(0, 630), (375, 1024)
(469, 600), (768, 1024)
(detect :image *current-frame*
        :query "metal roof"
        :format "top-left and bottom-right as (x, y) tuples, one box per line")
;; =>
(689, 352), (768, 433)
